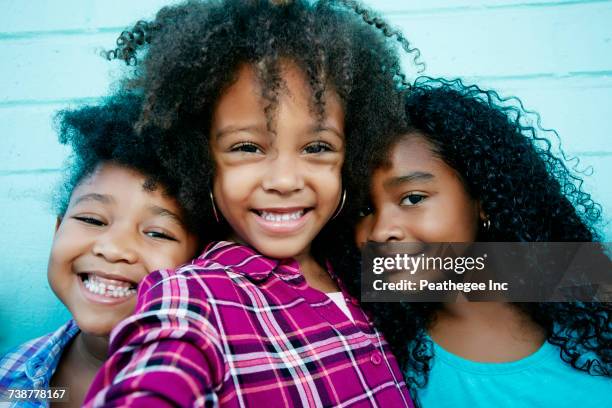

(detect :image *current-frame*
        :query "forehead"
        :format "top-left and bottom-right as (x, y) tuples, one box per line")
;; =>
(70, 163), (176, 209)
(74, 163), (145, 193)
(211, 61), (344, 132)
(379, 135), (439, 175)
(372, 134), (461, 186)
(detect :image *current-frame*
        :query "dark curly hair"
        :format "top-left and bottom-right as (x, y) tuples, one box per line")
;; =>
(54, 92), (207, 239)
(102, 0), (420, 262)
(354, 77), (611, 402)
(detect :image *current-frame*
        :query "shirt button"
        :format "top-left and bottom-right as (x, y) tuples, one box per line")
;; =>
(371, 350), (383, 365)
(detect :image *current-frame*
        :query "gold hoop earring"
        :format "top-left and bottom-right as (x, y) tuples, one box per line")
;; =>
(209, 190), (221, 223)
(331, 189), (347, 220)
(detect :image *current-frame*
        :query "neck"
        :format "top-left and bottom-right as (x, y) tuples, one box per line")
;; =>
(49, 331), (108, 407)
(76, 331), (108, 369)
(429, 302), (546, 362)
(438, 302), (545, 334)
(295, 250), (339, 293)
(225, 236), (338, 293)
(294, 250), (318, 275)
(442, 301), (513, 320)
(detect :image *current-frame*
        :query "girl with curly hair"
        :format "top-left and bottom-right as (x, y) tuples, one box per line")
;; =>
(84, 1), (419, 406)
(355, 78), (611, 407)
(0, 92), (201, 407)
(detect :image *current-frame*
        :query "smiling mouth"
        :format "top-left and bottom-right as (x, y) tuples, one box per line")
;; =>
(78, 273), (137, 298)
(252, 208), (312, 222)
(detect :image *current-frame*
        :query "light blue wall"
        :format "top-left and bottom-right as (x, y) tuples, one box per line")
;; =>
(1, 0), (611, 353)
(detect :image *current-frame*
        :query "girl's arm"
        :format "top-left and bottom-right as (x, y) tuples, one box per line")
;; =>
(83, 268), (226, 407)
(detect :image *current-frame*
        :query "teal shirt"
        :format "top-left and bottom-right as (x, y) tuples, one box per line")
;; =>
(419, 340), (611, 408)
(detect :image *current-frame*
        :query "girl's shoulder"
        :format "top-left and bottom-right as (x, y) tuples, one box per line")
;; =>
(139, 241), (278, 303)
(192, 240), (280, 281)
(0, 320), (79, 389)
(419, 339), (612, 407)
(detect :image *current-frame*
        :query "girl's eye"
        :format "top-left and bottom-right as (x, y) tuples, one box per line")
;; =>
(145, 231), (178, 241)
(230, 142), (262, 154)
(358, 205), (374, 217)
(303, 141), (333, 154)
(401, 194), (427, 206)
(73, 216), (105, 226)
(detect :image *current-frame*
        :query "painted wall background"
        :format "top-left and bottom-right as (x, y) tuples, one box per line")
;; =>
(0, 0), (610, 354)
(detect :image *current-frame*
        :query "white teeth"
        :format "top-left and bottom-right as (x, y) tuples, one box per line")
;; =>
(260, 210), (304, 222)
(83, 275), (136, 298)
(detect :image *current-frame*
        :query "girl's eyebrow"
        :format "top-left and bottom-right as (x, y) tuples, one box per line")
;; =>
(148, 205), (185, 226)
(310, 125), (344, 140)
(73, 193), (113, 206)
(214, 125), (265, 140)
(385, 171), (435, 188)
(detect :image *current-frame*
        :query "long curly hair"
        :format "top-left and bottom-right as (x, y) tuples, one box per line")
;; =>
(102, 0), (418, 264)
(355, 77), (611, 402)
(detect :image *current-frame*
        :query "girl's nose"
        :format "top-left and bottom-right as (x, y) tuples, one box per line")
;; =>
(261, 154), (305, 194)
(92, 228), (139, 264)
(369, 209), (407, 243)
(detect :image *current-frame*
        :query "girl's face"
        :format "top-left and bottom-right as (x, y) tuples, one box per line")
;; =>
(355, 134), (481, 245)
(48, 163), (198, 336)
(210, 62), (345, 261)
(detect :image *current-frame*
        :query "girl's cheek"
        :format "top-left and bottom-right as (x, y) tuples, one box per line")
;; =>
(305, 156), (343, 173)
(217, 162), (265, 187)
(309, 164), (342, 186)
(355, 218), (373, 246)
(399, 208), (440, 243)
(420, 205), (476, 242)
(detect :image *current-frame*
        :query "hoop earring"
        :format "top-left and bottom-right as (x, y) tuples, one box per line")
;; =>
(331, 189), (347, 220)
(482, 216), (491, 232)
(209, 190), (221, 223)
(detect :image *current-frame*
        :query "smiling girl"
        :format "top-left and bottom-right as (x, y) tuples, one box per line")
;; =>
(209, 62), (346, 271)
(83, 1), (417, 407)
(0, 93), (201, 407)
(356, 78), (611, 407)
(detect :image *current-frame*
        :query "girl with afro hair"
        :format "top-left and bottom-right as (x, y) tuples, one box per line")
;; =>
(355, 78), (611, 407)
(84, 1), (420, 406)
(0, 92), (201, 407)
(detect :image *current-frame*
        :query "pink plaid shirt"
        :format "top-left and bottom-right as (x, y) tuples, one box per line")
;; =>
(84, 241), (414, 407)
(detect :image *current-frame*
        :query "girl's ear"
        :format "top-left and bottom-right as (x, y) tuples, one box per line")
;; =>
(475, 200), (487, 221)
(54, 216), (63, 233)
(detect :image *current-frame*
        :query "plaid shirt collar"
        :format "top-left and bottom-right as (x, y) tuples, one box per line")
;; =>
(25, 320), (79, 382)
(198, 240), (343, 284)
(194, 241), (364, 308)
(0, 319), (79, 392)
(195, 241), (362, 308)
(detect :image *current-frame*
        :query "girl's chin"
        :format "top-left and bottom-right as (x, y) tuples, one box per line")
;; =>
(75, 323), (114, 337)
(251, 239), (311, 261)
(72, 310), (129, 337)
